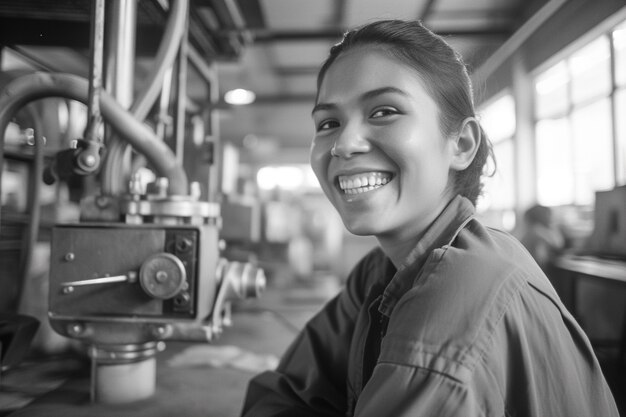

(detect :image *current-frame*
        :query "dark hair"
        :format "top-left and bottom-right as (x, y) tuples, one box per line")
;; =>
(316, 20), (493, 206)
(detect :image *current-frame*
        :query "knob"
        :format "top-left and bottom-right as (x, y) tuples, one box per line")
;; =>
(139, 253), (187, 300)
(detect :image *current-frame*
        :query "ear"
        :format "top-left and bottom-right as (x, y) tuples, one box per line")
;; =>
(450, 117), (481, 171)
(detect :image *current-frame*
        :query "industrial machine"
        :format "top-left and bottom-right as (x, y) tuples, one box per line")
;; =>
(0, 0), (264, 404)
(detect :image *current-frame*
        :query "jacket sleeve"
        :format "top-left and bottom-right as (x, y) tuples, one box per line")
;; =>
(352, 364), (491, 417)
(240, 252), (376, 417)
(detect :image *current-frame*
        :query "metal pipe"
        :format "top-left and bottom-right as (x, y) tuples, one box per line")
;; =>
(103, 0), (188, 195)
(85, 0), (106, 144)
(102, 0), (137, 195)
(0, 73), (188, 195)
(105, 0), (136, 109)
(174, 13), (189, 165)
(14, 106), (45, 313)
(188, 46), (220, 201)
(156, 66), (173, 141)
(131, 0), (189, 121)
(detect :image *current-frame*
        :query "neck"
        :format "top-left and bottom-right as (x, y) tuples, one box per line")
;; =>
(376, 196), (454, 268)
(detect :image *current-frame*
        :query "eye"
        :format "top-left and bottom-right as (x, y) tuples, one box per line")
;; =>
(370, 107), (398, 119)
(316, 119), (339, 132)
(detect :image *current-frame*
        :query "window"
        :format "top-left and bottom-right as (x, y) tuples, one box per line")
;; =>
(614, 22), (626, 184)
(535, 62), (569, 119)
(535, 118), (574, 205)
(570, 37), (611, 104)
(613, 21), (626, 87)
(615, 89), (626, 183)
(479, 93), (516, 215)
(571, 99), (613, 204)
(534, 31), (618, 207)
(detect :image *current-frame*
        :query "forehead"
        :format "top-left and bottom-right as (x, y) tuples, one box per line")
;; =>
(317, 47), (431, 102)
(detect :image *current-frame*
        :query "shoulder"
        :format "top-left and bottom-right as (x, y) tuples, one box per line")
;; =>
(381, 219), (560, 380)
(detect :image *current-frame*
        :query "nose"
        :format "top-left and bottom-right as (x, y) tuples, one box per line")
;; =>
(332, 122), (371, 158)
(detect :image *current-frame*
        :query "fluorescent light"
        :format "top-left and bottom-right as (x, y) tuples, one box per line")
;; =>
(224, 88), (256, 105)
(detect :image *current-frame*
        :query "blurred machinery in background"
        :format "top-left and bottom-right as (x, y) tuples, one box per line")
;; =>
(0, 0), (264, 404)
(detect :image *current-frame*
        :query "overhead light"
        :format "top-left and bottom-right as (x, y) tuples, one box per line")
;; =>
(224, 88), (256, 105)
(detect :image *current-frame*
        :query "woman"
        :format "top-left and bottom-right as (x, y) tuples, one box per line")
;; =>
(241, 20), (619, 416)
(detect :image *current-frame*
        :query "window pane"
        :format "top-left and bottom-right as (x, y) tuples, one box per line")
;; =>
(536, 118), (574, 206)
(613, 21), (626, 87)
(480, 93), (516, 142)
(616, 89), (626, 183)
(535, 61), (569, 118)
(571, 99), (614, 205)
(569, 36), (611, 104)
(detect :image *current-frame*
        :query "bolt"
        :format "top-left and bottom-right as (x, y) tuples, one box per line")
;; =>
(67, 323), (84, 337)
(174, 292), (190, 306)
(127, 271), (138, 283)
(62, 286), (74, 294)
(155, 270), (168, 283)
(64, 252), (75, 262)
(190, 182), (201, 200)
(83, 154), (97, 167)
(151, 325), (171, 339)
(95, 195), (109, 208)
(176, 238), (192, 252)
(25, 128), (35, 146)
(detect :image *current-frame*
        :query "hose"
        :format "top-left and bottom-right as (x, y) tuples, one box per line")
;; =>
(13, 105), (44, 313)
(131, 0), (188, 121)
(0, 72), (188, 195)
(102, 0), (189, 194)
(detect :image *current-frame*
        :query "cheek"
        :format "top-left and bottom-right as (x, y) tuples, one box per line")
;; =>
(309, 140), (331, 185)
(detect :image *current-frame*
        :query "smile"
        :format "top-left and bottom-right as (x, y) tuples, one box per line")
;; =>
(337, 172), (392, 195)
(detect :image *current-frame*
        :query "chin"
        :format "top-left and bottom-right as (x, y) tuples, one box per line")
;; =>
(341, 216), (383, 237)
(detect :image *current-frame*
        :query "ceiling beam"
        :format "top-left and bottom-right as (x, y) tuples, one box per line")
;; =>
(419, 0), (438, 21)
(236, 28), (511, 43)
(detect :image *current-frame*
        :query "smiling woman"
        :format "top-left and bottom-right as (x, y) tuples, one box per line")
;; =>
(241, 19), (620, 417)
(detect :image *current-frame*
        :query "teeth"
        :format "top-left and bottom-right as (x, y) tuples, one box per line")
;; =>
(338, 172), (392, 194)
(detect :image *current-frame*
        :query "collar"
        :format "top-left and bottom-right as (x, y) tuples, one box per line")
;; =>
(378, 195), (475, 316)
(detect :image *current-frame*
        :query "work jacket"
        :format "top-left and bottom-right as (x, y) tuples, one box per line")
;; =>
(241, 196), (619, 417)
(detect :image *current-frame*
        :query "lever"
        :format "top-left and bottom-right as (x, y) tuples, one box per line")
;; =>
(61, 272), (138, 290)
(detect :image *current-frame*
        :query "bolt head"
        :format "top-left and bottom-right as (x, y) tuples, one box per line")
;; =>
(83, 154), (97, 167)
(155, 270), (168, 283)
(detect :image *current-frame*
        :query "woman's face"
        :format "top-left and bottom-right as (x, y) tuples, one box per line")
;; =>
(310, 48), (457, 242)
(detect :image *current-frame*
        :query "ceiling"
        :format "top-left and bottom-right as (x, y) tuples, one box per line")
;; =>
(218, 0), (547, 166)
(0, 0), (548, 167)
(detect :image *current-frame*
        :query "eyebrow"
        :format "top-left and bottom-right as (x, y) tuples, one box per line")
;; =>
(311, 86), (408, 115)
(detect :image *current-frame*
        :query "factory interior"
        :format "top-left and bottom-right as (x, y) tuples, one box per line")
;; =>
(1, 0), (626, 415)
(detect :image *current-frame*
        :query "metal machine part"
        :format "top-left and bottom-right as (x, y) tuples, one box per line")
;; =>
(0, 0), (261, 405)
(48, 188), (266, 402)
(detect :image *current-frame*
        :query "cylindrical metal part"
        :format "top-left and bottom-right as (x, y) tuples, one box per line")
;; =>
(90, 342), (158, 403)
(94, 357), (156, 403)
(102, 0), (137, 195)
(105, 0), (136, 108)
